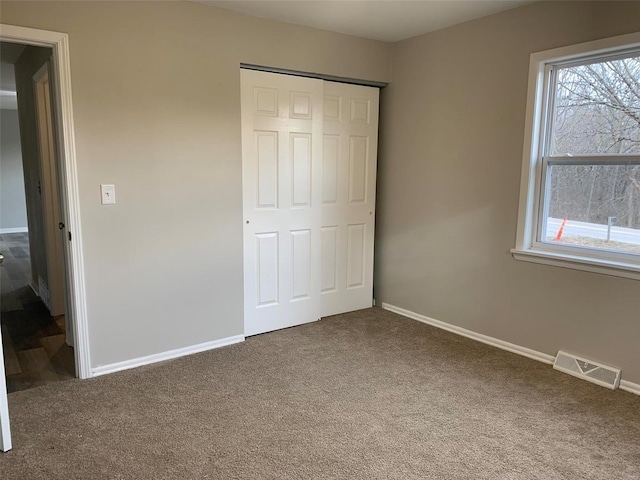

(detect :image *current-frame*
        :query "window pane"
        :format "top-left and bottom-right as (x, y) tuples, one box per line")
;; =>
(545, 164), (640, 254)
(551, 55), (640, 155)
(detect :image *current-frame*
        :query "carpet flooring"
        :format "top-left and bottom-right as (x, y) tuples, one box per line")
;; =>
(1, 307), (639, 479)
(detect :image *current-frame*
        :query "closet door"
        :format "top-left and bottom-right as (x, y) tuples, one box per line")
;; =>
(241, 70), (323, 336)
(321, 82), (379, 317)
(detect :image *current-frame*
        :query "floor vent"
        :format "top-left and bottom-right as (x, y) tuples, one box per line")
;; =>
(554, 351), (621, 389)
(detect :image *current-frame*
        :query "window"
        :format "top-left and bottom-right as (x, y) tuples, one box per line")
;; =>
(513, 33), (640, 280)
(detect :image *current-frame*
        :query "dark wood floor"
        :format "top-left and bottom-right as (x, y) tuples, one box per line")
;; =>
(1, 232), (75, 393)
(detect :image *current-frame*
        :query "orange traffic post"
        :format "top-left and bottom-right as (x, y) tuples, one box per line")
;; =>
(555, 217), (567, 241)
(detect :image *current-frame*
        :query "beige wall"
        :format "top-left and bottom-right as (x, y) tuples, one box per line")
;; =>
(0, 108), (28, 231)
(1, 1), (391, 368)
(376, 1), (640, 384)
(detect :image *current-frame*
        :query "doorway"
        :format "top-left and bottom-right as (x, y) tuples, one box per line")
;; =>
(1, 41), (74, 393)
(0, 24), (89, 453)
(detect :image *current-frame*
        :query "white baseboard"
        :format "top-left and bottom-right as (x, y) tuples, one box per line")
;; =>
(620, 380), (640, 396)
(91, 334), (245, 377)
(0, 227), (28, 234)
(382, 303), (555, 364)
(381, 303), (639, 396)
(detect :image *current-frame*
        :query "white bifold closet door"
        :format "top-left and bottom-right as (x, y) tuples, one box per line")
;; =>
(241, 70), (379, 336)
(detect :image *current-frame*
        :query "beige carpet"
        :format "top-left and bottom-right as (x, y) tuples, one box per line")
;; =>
(1, 307), (639, 479)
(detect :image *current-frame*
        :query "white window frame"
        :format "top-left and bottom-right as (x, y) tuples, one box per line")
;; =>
(512, 32), (640, 281)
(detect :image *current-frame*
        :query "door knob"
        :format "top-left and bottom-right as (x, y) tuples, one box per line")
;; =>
(0, 253), (4, 264)
(59, 222), (65, 230)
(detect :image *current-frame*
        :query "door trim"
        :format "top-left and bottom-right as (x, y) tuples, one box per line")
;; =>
(0, 339), (11, 452)
(0, 24), (91, 379)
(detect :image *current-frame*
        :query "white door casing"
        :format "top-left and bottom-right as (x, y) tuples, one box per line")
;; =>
(321, 81), (379, 317)
(241, 70), (324, 336)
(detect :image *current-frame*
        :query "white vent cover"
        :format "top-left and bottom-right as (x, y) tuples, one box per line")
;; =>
(553, 351), (621, 390)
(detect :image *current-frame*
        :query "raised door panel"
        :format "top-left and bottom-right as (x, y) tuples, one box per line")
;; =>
(291, 229), (311, 300)
(254, 87), (278, 117)
(291, 134), (311, 208)
(350, 98), (371, 124)
(321, 226), (338, 293)
(256, 233), (279, 306)
(256, 132), (279, 209)
(290, 92), (313, 119)
(324, 95), (342, 122)
(346, 224), (365, 289)
(322, 135), (339, 204)
(348, 136), (368, 204)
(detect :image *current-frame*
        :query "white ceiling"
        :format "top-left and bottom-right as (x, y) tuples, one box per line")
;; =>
(199, 0), (531, 42)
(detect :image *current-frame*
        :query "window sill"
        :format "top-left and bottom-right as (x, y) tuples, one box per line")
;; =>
(510, 248), (640, 281)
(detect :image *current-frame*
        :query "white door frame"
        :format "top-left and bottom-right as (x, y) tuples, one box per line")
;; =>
(0, 24), (91, 379)
(0, 337), (11, 452)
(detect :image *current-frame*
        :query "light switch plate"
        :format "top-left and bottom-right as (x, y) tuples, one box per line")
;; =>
(100, 184), (116, 205)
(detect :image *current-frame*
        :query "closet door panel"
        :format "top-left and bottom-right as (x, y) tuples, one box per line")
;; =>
(321, 81), (379, 317)
(241, 70), (323, 336)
